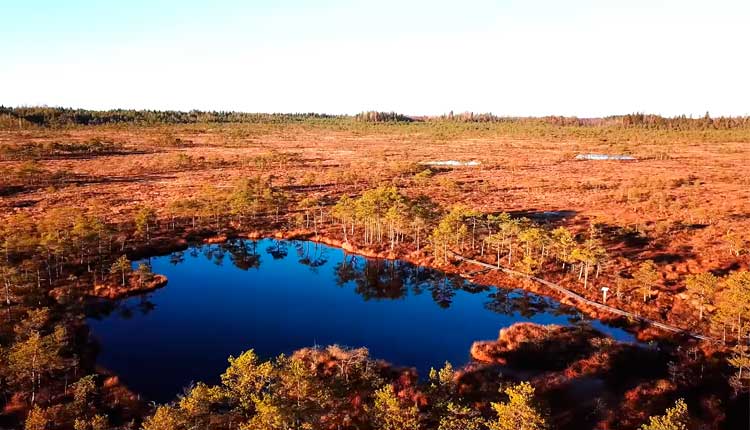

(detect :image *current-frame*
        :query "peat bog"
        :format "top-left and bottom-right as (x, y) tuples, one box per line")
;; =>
(87, 238), (633, 402)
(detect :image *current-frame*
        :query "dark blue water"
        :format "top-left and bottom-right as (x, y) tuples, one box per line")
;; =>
(87, 238), (633, 402)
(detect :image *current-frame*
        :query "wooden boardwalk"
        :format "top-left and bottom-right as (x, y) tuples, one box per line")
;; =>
(451, 251), (713, 342)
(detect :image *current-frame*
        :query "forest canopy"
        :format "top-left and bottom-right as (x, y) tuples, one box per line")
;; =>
(3, 106), (750, 130)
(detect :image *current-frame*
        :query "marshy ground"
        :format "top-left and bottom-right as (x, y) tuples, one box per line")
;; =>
(2, 115), (749, 429)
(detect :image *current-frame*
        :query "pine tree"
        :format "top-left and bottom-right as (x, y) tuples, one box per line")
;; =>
(9, 329), (65, 405)
(551, 227), (575, 271)
(72, 374), (97, 416)
(728, 345), (750, 394)
(134, 206), (157, 240)
(639, 398), (689, 430)
(135, 262), (154, 286)
(488, 382), (547, 430)
(438, 402), (486, 430)
(24, 405), (49, 430)
(178, 382), (225, 429)
(633, 260), (660, 303)
(714, 271), (750, 340)
(372, 384), (421, 430)
(685, 272), (718, 320)
(220, 349), (275, 412)
(430, 206), (469, 264)
(141, 405), (185, 430)
(109, 255), (131, 286)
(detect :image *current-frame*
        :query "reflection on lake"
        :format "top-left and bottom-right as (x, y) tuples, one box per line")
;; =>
(87, 238), (633, 402)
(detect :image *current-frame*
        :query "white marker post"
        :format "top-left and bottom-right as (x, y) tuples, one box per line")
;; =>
(601, 287), (609, 303)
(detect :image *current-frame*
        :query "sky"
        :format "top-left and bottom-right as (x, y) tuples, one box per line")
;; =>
(1, 0), (748, 116)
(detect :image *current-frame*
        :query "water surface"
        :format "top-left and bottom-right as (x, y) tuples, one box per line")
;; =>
(87, 238), (632, 402)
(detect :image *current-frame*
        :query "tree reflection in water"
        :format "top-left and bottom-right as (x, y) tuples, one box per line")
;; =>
(294, 241), (328, 273)
(333, 255), (469, 307)
(87, 294), (157, 320)
(201, 244), (226, 267)
(194, 240), (262, 271)
(92, 239), (582, 321)
(223, 240), (261, 271)
(484, 289), (579, 320)
(265, 239), (288, 260)
(331, 251), (580, 319)
(169, 251), (185, 266)
(430, 276), (456, 309)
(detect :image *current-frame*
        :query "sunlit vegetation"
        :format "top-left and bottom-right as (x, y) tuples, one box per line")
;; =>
(135, 345), (548, 430)
(1, 107), (750, 428)
(0, 138), (127, 161)
(355, 111), (414, 122)
(0, 106), (336, 127)
(0, 161), (76, 195)
(4, 106), (750, 130)
(5, 107), (750, 147)
(685, 273), (718, 321)
(488, 382), (547, 430)
(331, 186), (435, 249)
(639, 398), (689, 430)
(168, 177), (290, 230)
(711, 271), (750, 343)
(0, 173), (747, 428)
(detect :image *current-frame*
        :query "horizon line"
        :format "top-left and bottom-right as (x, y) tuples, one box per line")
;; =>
(3, 105), (744, 120)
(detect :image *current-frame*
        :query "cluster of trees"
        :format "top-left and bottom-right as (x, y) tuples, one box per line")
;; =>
(4, 308), (70, 406)
(0, 106), (338, 127)
(0, 138), (126, 161)
(328, 189), (619, 304)
(0, 176), (300, 312)
(332, 188), (601, 277)
(331, 186), (435, 250)
(616, 112), (750, 130)
(330, 187), (743, 315)
(639, 399), (690, 430)
(615, 264), (750, 391)
(437, 112), (517, 123)
(703, 271), (750, 343)
(135, 345), (702, 430)
(0, 306), (107, 430)
(327, 186), (750, 346)
(137, 346), (551, 430)
(427, 112), (750, 130)
(0, 203), (156, 429)
(613, 267), (750, 346)
(5, 106), (750, 133)
(432, 112), (750, 130)
(614, 260), (662, 304)
(354, 111), (414, 122)
(428, 206), (472, 264)
(168, 176), (289, 230)
(1, 208), (122, 294)
(19, 370), (114, 430)
(428, 208), (607, 284)
(1, 174), (748, 428)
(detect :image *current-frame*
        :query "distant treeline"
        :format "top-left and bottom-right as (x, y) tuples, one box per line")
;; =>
(438, 111), (750, 130)
(354, 111), (414, 122)
(544, 113), (750, 130)
(0, 106), (338, 127)
(2, 106), (750, 130)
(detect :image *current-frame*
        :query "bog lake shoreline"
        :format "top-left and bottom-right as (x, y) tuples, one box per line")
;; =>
(86, 237), (637, 402)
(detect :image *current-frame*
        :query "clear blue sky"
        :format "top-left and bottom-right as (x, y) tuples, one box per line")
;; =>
(1, 0), (748, 116)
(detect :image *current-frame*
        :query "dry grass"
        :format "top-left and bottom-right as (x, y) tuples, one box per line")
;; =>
(1, 122), (748, 284)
